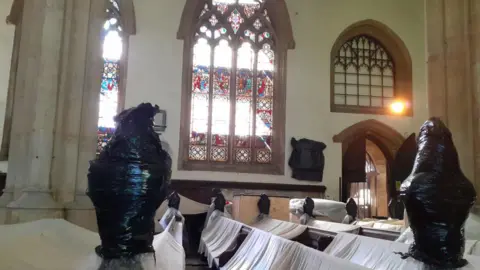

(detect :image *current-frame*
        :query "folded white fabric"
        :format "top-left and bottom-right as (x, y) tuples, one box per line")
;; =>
(222, 228), (368, 270)
(157, 207), (185, 233)
(251, 217), (307, 239)
(307, 219), (360, 234)
(290, 198), (347, 222)
(221, 229), (280, 270)
(152, 218), (186, 270)
(325, 232), (480, 269)
(199, 215), (244, 268)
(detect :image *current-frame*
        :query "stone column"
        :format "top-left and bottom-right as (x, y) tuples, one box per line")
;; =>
(63, 0), (105, 232)
(6, 0), (67, 223)
(425, 0), (477, 193)
(0, 7), (22, 224)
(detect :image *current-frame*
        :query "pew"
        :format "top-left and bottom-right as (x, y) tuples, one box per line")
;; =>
(199, 193), (368, 269)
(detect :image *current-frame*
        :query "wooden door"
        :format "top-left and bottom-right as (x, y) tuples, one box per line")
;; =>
(341, 135), (366, 202)
(391, 133), (417, 190)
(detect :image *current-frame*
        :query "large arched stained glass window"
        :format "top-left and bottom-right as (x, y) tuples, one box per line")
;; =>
(189, 0), (275, 166)
(97, 0), (123, 155)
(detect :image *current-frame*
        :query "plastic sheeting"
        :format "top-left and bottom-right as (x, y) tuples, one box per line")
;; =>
(307, 219), (361, 234)
(221, 228), (368, 270)
(399, 118), (477, 268)
(0, 219), (185, 270)
(290, 198), (347, 222)
(396, 227), (480, 257)
(88, 103), (172, 259)
(324, 232), (480, 269)
(198, 214), (244, 268)
(355, 219), (405, 232)
(251, 217), (307, 239)
(466, 213), (480, 241)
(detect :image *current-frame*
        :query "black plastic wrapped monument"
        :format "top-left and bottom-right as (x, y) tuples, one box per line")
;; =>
(399, 117), (477, 268)
(87, 103), (172, 260)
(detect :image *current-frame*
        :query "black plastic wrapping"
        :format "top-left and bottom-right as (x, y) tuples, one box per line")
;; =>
(288, 138), (326, 181)
(87, 103), (172, 259)
(303, 197), (315, 218)
(399, 117), (477, 268)
(257, 194), (271, 215)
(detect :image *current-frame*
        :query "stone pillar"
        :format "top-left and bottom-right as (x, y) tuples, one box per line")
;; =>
(63, 0), (105, 232)
(0, 5), (22, 224)
(6, 0), (67, 223)
(425, 0), (477, 194)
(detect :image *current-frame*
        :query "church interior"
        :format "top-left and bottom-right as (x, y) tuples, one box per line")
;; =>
(0, 0), (480, 269)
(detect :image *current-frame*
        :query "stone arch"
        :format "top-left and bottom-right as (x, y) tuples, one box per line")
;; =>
(330, 19), (413, 116)
(117, 0), (136, 36)
(333, 119), (405, 158)
(335, 119), (407, 206)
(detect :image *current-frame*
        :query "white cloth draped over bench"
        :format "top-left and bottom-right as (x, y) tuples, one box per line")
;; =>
(221, 228), (368, 270)
(0, 218), (185, 270)
(305, 219), (361, 234)
(251, 217), (307, 239)
(199, 213), (244, 268)
(325, 232), (480, 269)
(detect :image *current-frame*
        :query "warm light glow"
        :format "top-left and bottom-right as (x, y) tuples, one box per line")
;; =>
(390, 101), (405, 114)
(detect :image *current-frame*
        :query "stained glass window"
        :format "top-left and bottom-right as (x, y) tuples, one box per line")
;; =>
(189, 0), (275, 165)
(97, 1), (123, 155)
(333, 35), (395, 110)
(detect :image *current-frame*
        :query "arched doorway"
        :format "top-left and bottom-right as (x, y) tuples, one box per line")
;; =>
(333, 119), (416, 219)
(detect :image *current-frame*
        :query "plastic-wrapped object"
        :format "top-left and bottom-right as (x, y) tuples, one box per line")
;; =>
(289, 198), (347, 223)
(399, 117), (477, 268)
(87, 103), (172, 259)
(288, 138), (326, 181)
(258, 194), (271, 215)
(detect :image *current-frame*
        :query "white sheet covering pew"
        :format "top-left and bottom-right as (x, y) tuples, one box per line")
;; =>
(198, 193), (339, 268)
(324, 232), (480, 269)
(289, 197), (401, 241)
(221, 228), (368, 270)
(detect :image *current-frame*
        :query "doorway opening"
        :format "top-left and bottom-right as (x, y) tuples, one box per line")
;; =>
(349, 140), (388, 219)
(334, 119), (416, 219)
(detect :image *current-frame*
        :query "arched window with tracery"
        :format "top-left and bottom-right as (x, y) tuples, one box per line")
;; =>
(330, 20), (412, 116)
(177, 0), (295, 174)
(97, 0), (134, 154)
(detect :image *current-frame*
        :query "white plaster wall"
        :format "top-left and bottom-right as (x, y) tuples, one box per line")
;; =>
(125, 0), (426, 200)
(0, 0), (14, 173)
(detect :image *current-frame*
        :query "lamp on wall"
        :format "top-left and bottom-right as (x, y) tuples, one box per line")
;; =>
(154, 109), (167, 134)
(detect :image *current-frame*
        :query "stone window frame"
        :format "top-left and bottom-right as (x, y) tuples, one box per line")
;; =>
(176, 0), (295, 175)
(330, 20), (413, 116)
(107, 0), (136, 114)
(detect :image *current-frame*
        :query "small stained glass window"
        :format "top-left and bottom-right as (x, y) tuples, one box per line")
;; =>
(189, 0), (275, 164)
(97, 1), (123, 155)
